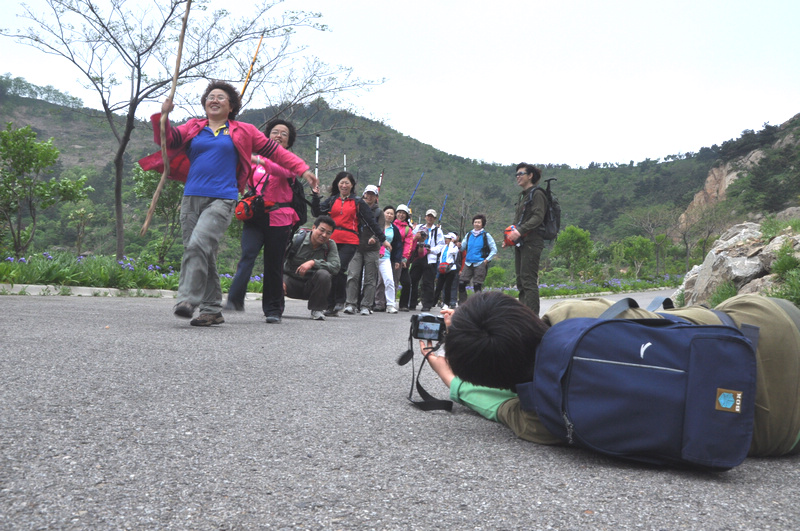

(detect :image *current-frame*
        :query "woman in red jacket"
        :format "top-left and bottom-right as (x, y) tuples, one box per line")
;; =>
(311, 171), (384, 316)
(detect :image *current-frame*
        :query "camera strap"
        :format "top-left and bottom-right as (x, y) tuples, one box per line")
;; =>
(396, 324), (453, 412)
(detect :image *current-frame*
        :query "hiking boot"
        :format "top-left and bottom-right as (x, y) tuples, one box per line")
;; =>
(343, 305), (356, 315)
(174, 301), (195, 319)
(266, 315), (282, 324)
(400, 307), (410, 312)
(310, 310), (326, 320)
(323, 309), (338, 317)
(387, 306), (398, 314)
(421, 307), (431, 312)
(190, 312), (225, 326)
(333, 303), (344, 312)
(360, 307), (370, 316)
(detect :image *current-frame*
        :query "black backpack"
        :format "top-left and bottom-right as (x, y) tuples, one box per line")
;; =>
(522, 178), (561, 242)
(290, 178), (309, 233)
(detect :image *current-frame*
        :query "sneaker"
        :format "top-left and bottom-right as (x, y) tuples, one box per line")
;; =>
(343, 305), (356, 315)
(310, 310), (325, 320)
(323, 309), (338, 317)
(441, 304), (450, 310)
(360, 307), (370, 316)
(400, 307), (410, 312)
(387, 306), (398, 314)
(333, 303), (344, 312)
(174, 301), (195, 319)
(421, 307), (431, 312)
(265, 315), (282, 324)
(190, 312), (225, 326)
(373, 307), (386, 312)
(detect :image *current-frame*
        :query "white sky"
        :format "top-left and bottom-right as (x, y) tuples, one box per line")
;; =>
(4, 0), (799, 168)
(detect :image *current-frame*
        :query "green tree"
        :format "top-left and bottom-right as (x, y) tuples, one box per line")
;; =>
(622, 205), (679, 276)
(551, 225), (592, 281)
(484, 265), (508, 288)
(131, 164), (184, 264)
(621, 235), (654, 279)
(0, 122), (91, 257)
(67, 201), (95, 255)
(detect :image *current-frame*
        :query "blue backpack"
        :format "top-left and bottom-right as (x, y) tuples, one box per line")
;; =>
(516, 298), (759, 470)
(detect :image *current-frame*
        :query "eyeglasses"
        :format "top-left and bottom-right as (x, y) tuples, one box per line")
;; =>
(206, 95), (228, 102)
(316, 227), (333, 236)
(270, 130), (289, 138)
(515, 171), (529, 177)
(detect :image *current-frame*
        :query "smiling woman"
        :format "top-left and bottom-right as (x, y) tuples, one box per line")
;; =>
(138, 80), (319, 327)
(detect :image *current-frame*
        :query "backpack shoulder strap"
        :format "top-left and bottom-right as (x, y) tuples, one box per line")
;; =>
(286, 230), (307, 262)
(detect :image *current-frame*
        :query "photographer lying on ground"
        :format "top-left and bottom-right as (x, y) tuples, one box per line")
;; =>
(426, 291), (800, 458)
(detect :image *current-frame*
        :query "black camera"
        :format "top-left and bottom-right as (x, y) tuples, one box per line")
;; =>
(411, 313), (446, 343)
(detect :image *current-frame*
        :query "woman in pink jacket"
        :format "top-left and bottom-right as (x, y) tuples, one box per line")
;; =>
(393, 204), (415, 311)
(140, 81), (318, 326)
(225, 119), (314, 323)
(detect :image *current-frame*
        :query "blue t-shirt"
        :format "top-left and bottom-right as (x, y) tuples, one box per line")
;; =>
(184, 124), (239, 200)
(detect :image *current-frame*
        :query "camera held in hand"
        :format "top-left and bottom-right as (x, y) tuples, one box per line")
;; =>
(411, 313), (446, 343)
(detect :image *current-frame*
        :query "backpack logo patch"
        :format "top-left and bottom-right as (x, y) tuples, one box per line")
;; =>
(715, 388), (743, 413)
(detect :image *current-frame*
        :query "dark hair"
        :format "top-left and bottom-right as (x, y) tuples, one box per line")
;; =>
(314, 215), (335, 230)
(515, 162), (542, 185)
(200, 81), (241, 120)
(383, 205), (395, 213)
(329, 171), (356, 197)
(264, 118), (297, 148)
(472, 213), (487, 228)
(445, 291), (549, 390)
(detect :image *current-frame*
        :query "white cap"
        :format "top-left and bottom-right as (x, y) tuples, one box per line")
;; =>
(363, 185), (379, 196)
(445, 232), (457, 240)
(396, 203), (410, 214)
(426, 209), (437, 217)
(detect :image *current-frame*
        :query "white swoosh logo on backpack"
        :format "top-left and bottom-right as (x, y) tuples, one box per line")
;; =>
(640, 342), (652, 358)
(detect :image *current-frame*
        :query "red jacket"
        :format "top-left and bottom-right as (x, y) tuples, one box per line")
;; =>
(138, 113), (309, 194)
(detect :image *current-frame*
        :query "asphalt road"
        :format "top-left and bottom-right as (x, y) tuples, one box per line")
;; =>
(2, 289), (799, 530)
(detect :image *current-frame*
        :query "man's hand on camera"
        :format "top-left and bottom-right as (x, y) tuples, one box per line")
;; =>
(419, 340), (454, 387)
(440, 307), (455, 328)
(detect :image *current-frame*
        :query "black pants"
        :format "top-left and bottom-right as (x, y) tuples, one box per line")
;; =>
(329, 243), (357, 309)
(397, 266), (412, 309)
(420, 262), (437, 309)
(433, 270), (457, 307)
(407, 257), (427, 310)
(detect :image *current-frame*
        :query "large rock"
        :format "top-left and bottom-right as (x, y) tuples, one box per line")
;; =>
(677, 213), (800, 305)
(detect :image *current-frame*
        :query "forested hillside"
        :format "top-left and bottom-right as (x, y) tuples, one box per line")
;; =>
(2, 74), (798, 279)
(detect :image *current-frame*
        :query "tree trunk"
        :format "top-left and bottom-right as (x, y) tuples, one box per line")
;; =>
(113, 109), (137, 260)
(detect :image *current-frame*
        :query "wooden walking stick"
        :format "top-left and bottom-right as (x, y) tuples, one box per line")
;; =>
(140, 0), (193, 236)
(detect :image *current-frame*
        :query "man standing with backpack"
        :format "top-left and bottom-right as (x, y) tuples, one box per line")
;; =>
(504, 162), (547, 315)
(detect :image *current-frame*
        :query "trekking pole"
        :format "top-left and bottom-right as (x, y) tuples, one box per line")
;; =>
(140, 0), (192, 236)
(377, 169), (384, 194)
(407, 172), (424, 212)
(438, 194), (448, 226)
(315, 134), (320, 180)
(239, 33), (264, 99)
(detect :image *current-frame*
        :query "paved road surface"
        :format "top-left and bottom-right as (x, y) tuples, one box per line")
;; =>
(2, 289), (798, 529)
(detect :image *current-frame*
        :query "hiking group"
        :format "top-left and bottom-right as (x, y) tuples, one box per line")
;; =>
(141, 81), (554, 326)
